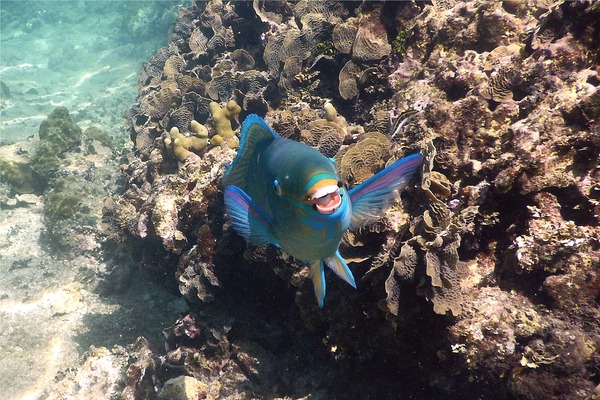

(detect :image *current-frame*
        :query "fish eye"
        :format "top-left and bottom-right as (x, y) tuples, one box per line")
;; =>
(273, 179), (283, 196)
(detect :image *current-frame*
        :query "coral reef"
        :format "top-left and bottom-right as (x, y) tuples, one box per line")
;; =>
(104, 1), (600, 399)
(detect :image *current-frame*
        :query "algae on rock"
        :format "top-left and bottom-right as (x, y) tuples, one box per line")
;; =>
(31, 107), (83, 184)
(43, 176), (105, 251)
(0, 159), (42, 195)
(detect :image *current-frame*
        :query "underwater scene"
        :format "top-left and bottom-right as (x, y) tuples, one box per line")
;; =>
(0, 1), (599, 399)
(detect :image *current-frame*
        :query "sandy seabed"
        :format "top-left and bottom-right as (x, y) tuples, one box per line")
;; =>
(0, 2), (187, 399)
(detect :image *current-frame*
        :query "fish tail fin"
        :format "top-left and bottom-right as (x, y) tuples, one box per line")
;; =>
(324, 251), (356, 289)
(310, 260), (326, 308)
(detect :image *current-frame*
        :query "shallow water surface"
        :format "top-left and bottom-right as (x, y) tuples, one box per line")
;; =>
(0, 2), (186, 399)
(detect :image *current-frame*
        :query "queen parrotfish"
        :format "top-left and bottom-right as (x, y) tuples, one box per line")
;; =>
(222, 114), (423, 307)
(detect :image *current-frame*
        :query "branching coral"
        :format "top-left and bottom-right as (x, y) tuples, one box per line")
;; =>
(164, 120), (210, 162)
(209, 100), (241, 148)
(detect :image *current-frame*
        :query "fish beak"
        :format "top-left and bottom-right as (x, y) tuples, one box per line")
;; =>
(307, 185), (342, 214)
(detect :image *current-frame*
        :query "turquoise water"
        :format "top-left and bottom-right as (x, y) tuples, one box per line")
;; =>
(0, 2), (187, 399)
(0, 1), (180, 143)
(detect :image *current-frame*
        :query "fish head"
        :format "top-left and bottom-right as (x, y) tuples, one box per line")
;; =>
(268, 143), (350, 224)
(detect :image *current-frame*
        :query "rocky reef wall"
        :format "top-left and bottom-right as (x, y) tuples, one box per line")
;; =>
(103, 1), (600, 399)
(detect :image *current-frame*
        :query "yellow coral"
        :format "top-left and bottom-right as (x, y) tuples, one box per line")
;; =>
(164, 120), (209, 162)
(190, 120), (208, 138)
(209, 100), (241, 148)
(324, 102), (347, 127)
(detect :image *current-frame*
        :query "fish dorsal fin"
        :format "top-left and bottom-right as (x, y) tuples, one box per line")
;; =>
(222, 114), (278, 188)
(224, 185), (277, 247)
(348, 153), (423, 229)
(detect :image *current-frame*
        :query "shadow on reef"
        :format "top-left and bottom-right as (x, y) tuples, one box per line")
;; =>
(70, 261), (186, 350)
(156, 270), (468, 400)
(101, 1), (600, 399)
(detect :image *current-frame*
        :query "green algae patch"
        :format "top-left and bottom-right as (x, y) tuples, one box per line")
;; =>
(84, 126), (115, 150)
(31, 107), (82, 184)
(43, 176), (104, 250)
(0, 159), (43, 194)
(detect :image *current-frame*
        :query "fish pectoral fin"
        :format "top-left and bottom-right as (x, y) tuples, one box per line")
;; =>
(348, 153), (423, 229)
(224, 185), (276, 246)
(310, 260), (326, 308)
(324, 251), (356, 289)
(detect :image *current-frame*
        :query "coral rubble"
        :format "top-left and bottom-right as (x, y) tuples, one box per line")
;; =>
(104, 1), (600, 399)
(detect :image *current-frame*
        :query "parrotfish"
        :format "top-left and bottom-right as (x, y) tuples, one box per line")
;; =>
(222, 114), (423, 307)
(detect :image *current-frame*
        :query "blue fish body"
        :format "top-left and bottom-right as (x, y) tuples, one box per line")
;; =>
(222, 114), (423, 307)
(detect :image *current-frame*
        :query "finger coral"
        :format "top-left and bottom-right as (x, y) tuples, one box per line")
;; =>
(209, 100), (241, 148)
(164, 120), (209, 162)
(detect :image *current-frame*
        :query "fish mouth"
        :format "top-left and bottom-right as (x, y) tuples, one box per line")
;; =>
(307, 185), (341, 214)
